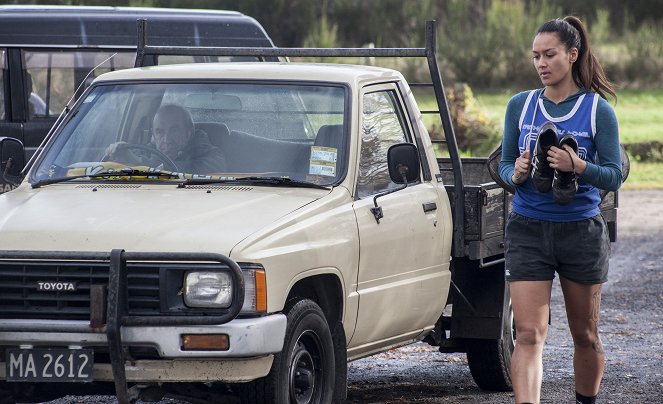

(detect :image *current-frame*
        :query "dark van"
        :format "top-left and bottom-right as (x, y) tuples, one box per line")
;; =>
(0, 5), (275, 193)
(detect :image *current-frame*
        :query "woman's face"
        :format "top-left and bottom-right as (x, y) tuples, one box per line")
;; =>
(532, 32), (577, 87)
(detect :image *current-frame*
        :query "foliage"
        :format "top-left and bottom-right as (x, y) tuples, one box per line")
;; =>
(302, 1), (339, 49)
(13, 0), (663, 89)
(621, 22), (663, 88)
(422, 84), (501, 157)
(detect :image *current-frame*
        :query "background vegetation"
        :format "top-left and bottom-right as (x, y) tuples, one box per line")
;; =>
(9, 0), (662, 187)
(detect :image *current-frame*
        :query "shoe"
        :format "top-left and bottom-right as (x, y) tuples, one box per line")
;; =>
(553, 134), (579, 205)
(530, 121), (558, 193)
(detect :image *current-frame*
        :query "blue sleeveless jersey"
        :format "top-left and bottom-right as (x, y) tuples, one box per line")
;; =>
(513, 89), (601, 221)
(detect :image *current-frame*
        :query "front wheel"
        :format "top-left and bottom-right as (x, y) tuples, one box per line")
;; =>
(465, 285), (515, 391)
(239, 299), (335, 403)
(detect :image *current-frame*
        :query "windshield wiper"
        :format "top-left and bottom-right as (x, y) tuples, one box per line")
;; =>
(180, 176), (330, 190)
(31, 168), (181, 189)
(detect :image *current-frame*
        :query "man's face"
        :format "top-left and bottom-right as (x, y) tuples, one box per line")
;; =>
(153, 112), (193, 159)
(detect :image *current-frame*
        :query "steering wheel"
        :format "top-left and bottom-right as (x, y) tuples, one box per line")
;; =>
(102, 143), (179, 172)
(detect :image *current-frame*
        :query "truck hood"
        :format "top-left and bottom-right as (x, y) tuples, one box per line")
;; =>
(0, 184), (329, 254)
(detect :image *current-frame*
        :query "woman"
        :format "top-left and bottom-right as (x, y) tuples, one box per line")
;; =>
(498, 16), (622, 404)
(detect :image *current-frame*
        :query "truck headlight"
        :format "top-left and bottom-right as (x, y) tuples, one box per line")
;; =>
(184, 271), (232, 308)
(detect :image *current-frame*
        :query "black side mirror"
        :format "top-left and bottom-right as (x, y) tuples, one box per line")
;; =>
(370, 143), (421, 224)
(0, 137), (26, 178)
(387, 143), (420, 184)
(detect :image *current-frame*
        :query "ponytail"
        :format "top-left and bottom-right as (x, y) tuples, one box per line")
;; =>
(537, 16), (616, 101)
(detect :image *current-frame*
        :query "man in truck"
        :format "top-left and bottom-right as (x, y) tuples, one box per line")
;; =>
(106, 104), (227, 174)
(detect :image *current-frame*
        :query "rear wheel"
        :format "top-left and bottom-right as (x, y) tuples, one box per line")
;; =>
(239, 298), (335, 403)
(465, 286), (515, 391)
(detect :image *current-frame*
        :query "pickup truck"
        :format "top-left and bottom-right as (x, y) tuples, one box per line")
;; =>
(0, 21), (619, 404)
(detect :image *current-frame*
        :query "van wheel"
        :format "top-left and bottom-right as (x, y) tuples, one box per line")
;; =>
(239, 298), (335, 403)
(465, 286), (515, 392)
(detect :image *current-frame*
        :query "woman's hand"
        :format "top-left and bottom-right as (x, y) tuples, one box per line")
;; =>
(548, 145), (587, 174)
(512, 150), (530, 185)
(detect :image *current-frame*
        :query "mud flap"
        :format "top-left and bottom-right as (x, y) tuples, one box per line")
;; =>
(332, 321), (347, 402)
(450, 257), (506, 340)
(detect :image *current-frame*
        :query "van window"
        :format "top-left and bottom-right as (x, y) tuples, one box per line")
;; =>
(23, 50), (135, 119)
(0, 49), (5, 120)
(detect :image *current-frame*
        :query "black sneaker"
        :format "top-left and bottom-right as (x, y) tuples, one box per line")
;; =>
(530, 121), (558, 193)
(553, 134), (579, 205)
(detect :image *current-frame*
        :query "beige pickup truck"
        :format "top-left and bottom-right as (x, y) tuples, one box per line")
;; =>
(0, 21), (619, 404)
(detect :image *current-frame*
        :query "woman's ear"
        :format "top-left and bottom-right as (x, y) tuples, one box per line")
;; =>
(569, 47), (579, 63)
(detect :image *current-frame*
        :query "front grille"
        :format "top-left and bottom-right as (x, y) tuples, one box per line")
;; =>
(0, 261), (161, 320)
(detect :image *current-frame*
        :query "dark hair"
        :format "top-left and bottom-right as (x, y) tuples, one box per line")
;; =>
(537, 16), (616, 100)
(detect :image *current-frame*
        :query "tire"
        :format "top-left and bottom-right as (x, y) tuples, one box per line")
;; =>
(239, 299), (335, 404)
(465, 286), (515, 392)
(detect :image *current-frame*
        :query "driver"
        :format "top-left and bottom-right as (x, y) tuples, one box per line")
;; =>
(106, 104), (226, 173)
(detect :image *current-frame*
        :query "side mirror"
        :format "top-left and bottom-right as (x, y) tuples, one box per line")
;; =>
(0, 137), (26, 177)
(387, 143), (420, 184)
(370, 143), (421, 224)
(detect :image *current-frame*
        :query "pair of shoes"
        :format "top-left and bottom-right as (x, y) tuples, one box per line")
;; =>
(530, 121), (578, 204)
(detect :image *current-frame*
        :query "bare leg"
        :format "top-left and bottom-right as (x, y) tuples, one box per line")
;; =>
(509, 280), (553, 404)
(560, 277), (604, 397)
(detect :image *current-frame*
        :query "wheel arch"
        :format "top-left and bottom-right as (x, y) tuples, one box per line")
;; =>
(285, 273), (343, 328)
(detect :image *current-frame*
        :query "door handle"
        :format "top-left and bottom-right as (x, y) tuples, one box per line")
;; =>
(422, 201), (437, 212)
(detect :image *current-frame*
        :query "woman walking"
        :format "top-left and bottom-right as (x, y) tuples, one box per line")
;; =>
(498, 16), (623, 404)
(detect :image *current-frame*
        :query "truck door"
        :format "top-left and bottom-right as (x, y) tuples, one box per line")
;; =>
(349, 85), (450, 348)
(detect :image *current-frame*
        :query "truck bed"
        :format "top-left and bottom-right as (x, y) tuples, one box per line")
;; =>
(438, 157), (508, 264)
(438, 157), (619, 263)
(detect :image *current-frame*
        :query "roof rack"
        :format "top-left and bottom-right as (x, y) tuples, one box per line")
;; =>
(135, 19), (466, 256)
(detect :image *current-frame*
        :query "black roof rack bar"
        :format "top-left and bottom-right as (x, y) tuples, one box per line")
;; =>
(138, 45), (428, 59)
(136, 19), (466, 256)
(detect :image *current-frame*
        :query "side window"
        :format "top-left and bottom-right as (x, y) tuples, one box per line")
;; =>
(0, 49), (5, 120)
(356, 90), (412, 199)
(23, 50), (135, 120)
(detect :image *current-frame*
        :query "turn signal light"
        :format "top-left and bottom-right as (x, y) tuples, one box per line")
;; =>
(181, 334), (229, 351)
(255, 269), (267, 312)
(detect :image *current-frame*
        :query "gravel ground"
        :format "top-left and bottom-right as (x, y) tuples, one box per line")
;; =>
(344, 189), (663, 403)
(38, 189), (663, 404)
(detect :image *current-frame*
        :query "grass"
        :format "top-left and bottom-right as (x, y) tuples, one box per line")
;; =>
(474, 89), (663, 189)
(621, 161), (663, 189)
(474, 89), (663, 145)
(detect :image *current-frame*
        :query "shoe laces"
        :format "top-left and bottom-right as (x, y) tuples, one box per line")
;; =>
(561, 148), (576, 174)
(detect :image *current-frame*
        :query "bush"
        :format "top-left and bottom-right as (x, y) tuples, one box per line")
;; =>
(428, 83), (501, 157)
(439, 0), (560, 90)
(622, 23), (663, 88)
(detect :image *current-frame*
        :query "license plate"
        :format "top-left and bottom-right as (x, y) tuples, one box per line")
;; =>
(6, 348), (93, 382)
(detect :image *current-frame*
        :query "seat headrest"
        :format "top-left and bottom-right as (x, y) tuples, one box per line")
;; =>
(195, 122), (230, 148)
(314, 125), (343, 149)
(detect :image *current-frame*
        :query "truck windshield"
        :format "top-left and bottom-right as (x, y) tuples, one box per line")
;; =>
(30, 82), (347, 186)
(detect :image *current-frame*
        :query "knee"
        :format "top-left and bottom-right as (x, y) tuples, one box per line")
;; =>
(571, 328), (600, 349)
(515, 323), (548, 346)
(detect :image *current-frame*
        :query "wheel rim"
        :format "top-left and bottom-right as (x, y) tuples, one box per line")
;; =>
(289, 330), (324, 404)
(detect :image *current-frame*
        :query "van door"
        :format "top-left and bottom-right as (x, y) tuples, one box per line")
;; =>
(0, 49), (23, 194)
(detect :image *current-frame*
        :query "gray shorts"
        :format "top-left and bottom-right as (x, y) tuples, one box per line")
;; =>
(505, 212), (610, 284)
